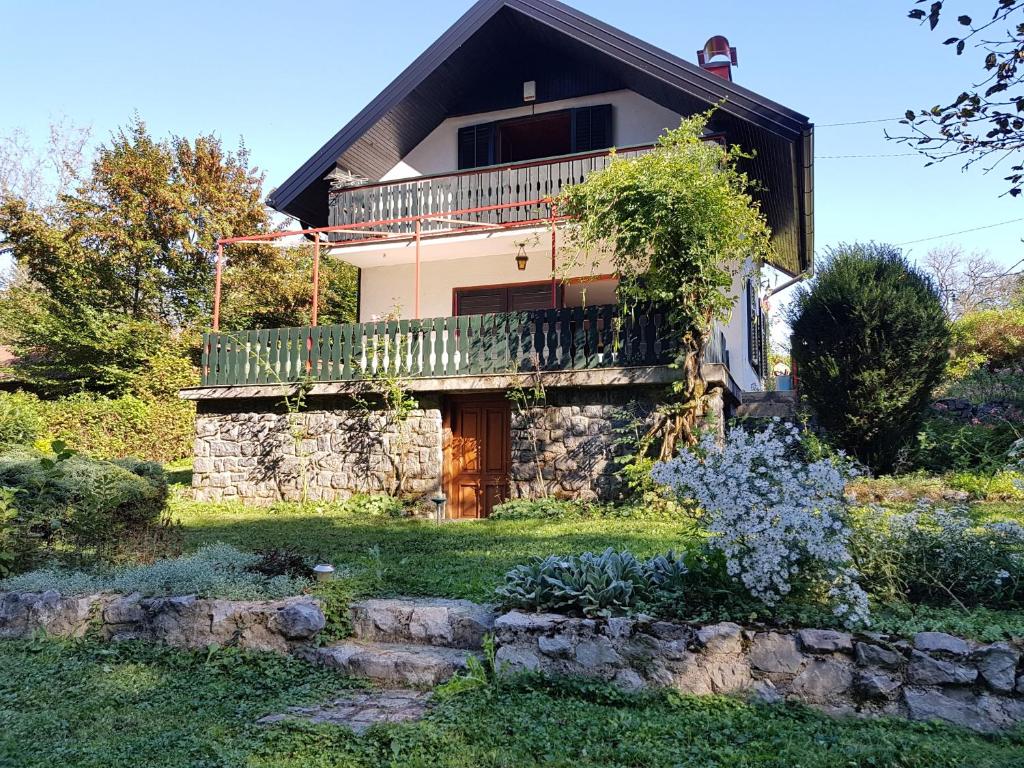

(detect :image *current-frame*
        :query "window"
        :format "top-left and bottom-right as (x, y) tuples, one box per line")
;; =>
(746, 279), (770, 379)
(454, 283), (560, 314)
(457, 105), (614, 170)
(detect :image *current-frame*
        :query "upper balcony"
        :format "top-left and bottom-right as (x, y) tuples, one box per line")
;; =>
(327, 145), (653, 242)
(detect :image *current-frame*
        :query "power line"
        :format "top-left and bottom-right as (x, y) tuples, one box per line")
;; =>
(817, 151), (960, 159)
(817, 117), (903, 127)
(895, 218), (1024, 246)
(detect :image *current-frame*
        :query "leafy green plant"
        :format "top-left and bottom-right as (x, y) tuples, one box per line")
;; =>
(904, 415), (1022, 475)
(309, 577), (358, 643)
(490, 498), (684, 521)
(787, 243), (950, 473)
(495, 547), (689, 618)
(560, 110), (774, 456)
(1, 543), (312, 599)
(946, 469), (1024, 501)
(851, 503), (1024, 610)
(436, 634), (497, 699)
(341, 493), (405, 518)
(0, 391), (43, 447)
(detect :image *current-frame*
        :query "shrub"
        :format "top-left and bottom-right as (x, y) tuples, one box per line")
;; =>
(0, 390), (194, 463)
(653, 421), (870, 628)
(903, 415), (1022, 474)
(40, 393), (194, 464)
(939, 366), (1024, 406)
(1, 543), (312, 599)
(0, 391), (44, 447)
(490, 498), (685, 521)
(787, 243), (950, 473)
(0, 446), (168, 568)
(495, 547), (688, 618)
(851, 503), (1024, 610)
(951, 307), (1024, 374)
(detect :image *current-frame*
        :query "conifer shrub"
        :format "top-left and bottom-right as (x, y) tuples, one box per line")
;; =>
(787, 243), (949, 473)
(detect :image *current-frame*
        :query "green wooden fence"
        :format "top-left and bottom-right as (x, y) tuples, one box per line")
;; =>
(200, 304), (682, 387)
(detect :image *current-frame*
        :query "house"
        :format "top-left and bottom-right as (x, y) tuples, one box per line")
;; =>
(182, 0), (814, 516)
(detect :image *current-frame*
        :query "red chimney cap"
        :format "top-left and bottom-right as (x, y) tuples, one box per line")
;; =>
(697, 35), (738, 67)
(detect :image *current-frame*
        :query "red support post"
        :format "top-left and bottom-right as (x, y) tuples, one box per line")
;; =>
(212, 242), (223, 331)
(414, 218), (422, 319)
(311, 236), (321, 327)
(550, 203), (558, 309)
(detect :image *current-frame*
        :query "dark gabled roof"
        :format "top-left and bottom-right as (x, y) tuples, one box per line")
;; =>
(267, 0), (814, 275)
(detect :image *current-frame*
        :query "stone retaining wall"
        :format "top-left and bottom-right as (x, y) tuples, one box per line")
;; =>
(493, 612), (1024, 733)
(0, 590), (325, 654)
(5, 589), (1024, 732)
(510, 387), (665, 500)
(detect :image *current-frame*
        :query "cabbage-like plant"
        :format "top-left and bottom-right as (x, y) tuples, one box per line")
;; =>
(495, 547), (691, 618)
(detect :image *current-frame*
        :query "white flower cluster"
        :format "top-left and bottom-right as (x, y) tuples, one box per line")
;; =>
(651, 420), (870, 628)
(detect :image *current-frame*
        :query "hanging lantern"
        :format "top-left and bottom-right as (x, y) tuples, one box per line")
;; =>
(515, 244), (529, 271)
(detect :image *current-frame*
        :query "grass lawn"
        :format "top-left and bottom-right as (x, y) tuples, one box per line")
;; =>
(171, 495), (698, 602)
(3, 639), (1024, 768)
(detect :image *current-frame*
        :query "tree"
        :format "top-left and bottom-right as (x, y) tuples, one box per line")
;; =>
(0, 267), (178, 396)
(0, 116), (269, 328)
(0, 117), (91, 207)
(892, 1), (1024, 196)
(787, 243), (950, 473)
(559, 111), (774, 457)
(219, 244), (358, 330)
(924, 244), (1021, 317)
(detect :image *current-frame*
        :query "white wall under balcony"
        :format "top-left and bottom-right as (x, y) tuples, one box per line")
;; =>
(380, 90), (685, 181)
(350, 227), (614, 320)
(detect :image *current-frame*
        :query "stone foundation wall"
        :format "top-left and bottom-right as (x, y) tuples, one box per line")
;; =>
(192, 384), (725, 506)
(193, 395), (444, 504)
(510, 386), (724, 500)
(494, 612), (1024, 733)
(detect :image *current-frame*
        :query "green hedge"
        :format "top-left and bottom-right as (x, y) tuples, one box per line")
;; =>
(0, 447), (169, 571)
(0, 391), (194, 463)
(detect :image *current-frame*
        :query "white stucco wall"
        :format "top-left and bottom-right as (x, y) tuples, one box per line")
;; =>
(358, 244), (615, 320)
(720, 260), (762, 392)
(380, 89), (686, 181)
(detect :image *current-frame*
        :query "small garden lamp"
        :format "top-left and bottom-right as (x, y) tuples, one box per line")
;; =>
(515, 244), (529, 271)
(431, 492), (447, 523)
(313, 563), (335, 582)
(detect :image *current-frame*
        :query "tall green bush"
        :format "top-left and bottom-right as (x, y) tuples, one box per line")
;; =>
(0, 446), (168, 570)
(0, 390), (194, 463)
(787, 243), (949, 472)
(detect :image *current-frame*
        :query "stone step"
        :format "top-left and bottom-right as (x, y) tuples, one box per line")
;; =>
(735, 390), (798, 421)
(308, 640), (481, 687)
(349, 597), (496, 650)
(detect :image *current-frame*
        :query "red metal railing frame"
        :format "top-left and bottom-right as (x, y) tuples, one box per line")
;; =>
(211, 196), (568, 335)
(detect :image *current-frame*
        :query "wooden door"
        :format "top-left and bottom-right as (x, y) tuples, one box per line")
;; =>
(445, 395), (510, 518)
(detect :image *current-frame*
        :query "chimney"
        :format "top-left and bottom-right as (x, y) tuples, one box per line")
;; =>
(697, 35), (737, 81)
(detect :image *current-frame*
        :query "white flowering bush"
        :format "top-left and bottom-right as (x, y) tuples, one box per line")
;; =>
(851, 501), (1024, 609)
(652, 421), (870, 628)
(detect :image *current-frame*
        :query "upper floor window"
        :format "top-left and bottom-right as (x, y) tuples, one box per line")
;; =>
(457, 104), (613, 170)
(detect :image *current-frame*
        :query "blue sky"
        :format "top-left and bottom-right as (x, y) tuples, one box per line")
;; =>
(2, 0), (1021, 285)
